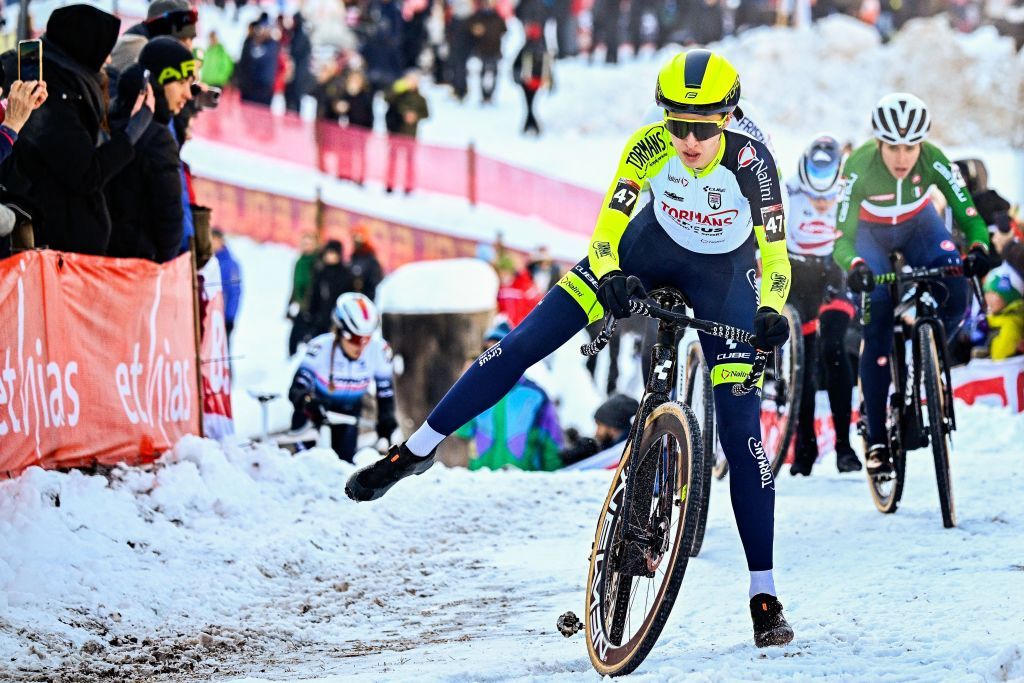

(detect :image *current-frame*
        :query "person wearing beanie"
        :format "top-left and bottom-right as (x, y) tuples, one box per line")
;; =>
(307, 239), (355, 336)
(454, 321), (564, 471)
(982, 266), (1024, 360)
(559, 394), (639, 467)
(123, 0), (199, 48)
(104, 37), (196, 263)
(0, 4), (154, 256)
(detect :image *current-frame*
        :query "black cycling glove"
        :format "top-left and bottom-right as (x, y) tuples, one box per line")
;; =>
(963, 245), (993, 279)
(597, 271), (645, 319)
(847, 261), (875, 294)
(752, 307), (789, 351)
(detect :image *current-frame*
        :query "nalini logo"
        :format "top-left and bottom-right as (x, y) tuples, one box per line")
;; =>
(737, 142), (758, 168)
(747, 437), (775, 490)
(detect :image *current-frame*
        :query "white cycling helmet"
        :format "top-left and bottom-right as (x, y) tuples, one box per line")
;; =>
(797, 134), (843, 198)
(871, 92), (930, 145)
(332, 292), (379, 338)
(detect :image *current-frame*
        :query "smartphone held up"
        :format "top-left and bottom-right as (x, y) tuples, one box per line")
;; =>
(17, 39), (42, 81)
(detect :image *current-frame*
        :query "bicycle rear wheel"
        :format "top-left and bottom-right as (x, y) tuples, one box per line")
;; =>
(584, 402), (705, 677)
(919, 325), (956, 528)
(865, 394), (907, 514)
(761, 304), (804, 475)
(684, 341), (715, 557)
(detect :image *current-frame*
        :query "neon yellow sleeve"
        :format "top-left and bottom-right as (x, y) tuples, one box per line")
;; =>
(755, 223), (791, 313)
(587, 125), (669, 280)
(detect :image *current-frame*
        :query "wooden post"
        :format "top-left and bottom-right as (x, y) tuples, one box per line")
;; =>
(189, 237), (205, 438)
(467, 141), (477, 207)
(315, 185), (325, 243)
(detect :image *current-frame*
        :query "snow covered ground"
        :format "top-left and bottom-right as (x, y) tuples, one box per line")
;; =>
(3, 9), (1024, 683)
(2, 403), (1023, 682)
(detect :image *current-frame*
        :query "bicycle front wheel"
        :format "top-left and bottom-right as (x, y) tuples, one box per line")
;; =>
(761, 304), (804, 474)
(919, 325), (956, 528)
(684, 341), (715, 557)
(584, 402), (705, 678)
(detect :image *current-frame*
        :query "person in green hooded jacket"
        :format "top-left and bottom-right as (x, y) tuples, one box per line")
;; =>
(199, 31), (234, 88)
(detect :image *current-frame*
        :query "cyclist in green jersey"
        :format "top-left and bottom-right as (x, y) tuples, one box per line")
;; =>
(834, 93), (993, 475)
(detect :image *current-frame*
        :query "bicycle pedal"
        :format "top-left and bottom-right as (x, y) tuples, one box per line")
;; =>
(556, 611), (583, 638)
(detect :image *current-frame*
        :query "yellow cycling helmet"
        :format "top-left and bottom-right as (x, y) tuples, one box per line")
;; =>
(655, 49), (741, 116)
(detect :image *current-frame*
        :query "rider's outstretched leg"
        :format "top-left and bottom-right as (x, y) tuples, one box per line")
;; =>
(346, 264), (597, 502)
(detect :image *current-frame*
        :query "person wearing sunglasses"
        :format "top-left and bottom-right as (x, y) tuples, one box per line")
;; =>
(347, 48), (796, 649)
(834, 93), (992, 477)
(784, 135), (861, 476)
(287, 292), (397, 463)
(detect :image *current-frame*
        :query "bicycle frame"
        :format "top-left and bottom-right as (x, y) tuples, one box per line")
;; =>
(582, 289), (768, 577)
(611, 290), (687, 577)
(865, 261), (968, 451)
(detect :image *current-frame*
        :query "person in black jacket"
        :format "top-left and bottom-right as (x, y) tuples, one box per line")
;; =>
(350, 225), (384, 300)
(335, 68), (376, 184)
(512, 24), (554, 135)
(0, 4), (154, 256)
(308, 240), (356, 336)
(467, 0), (506, 104)
(285, 13), (313, 113)
(106, 39), (197, 263)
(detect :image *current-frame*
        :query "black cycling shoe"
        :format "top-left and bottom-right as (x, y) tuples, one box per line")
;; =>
(836, 444), (863, 473)
(789, 459), (813, 477)
(865, 444), (892, 477)
(345, 443), (435, 502)
(750, 593), (794, 648)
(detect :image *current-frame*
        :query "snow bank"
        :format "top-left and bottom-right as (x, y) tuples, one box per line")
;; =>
(376, 258), (499, 314)
(2, 404), (1023, 681)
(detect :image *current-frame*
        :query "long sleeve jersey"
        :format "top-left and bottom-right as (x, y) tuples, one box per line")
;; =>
(834, 140), (990, 270)
(587, 122), (792, 313)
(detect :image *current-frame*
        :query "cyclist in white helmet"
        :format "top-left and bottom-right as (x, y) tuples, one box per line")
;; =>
(287, 292), (397, 462)
(834, 93), (992, 476)
(785, 134), (861, 476)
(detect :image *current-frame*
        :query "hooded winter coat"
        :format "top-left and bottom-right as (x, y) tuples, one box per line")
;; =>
(105, 65), (184, 263)
(0, 5), (134, 255)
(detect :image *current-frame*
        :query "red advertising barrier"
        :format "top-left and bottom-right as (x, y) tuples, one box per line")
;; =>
(199, 257), (233, 440)
(0, 251), (200, 478)
(191, 96), (603, 237)
(191, 176), (487, 271)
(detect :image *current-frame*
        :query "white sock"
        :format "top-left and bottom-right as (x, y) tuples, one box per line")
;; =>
(406, 423), (446, 457)
(749, 570), (776, 598)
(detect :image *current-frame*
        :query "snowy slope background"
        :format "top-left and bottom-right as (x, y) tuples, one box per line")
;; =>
(3, 8), (1024, 683)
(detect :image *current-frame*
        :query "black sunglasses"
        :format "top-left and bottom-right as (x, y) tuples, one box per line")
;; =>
(664, 116), (726, 141)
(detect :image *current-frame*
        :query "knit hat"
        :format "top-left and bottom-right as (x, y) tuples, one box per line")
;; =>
(140, 37), (198, 85)
(594, 394), (639, 433)
(146, 0), (198, 40)
(45, 4), (121, 73)
(984, 266), (1023, 306)
(323, 239), (344, 256)
(109, 34), (148, 76)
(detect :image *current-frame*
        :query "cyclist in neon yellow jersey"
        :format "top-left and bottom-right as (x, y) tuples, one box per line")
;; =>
(348, 49), (795, 648)
(834, 93), (992, 476)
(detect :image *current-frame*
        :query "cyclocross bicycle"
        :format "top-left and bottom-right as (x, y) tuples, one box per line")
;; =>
(859, 257), (982, 528)
(556, 284), (768, 677)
